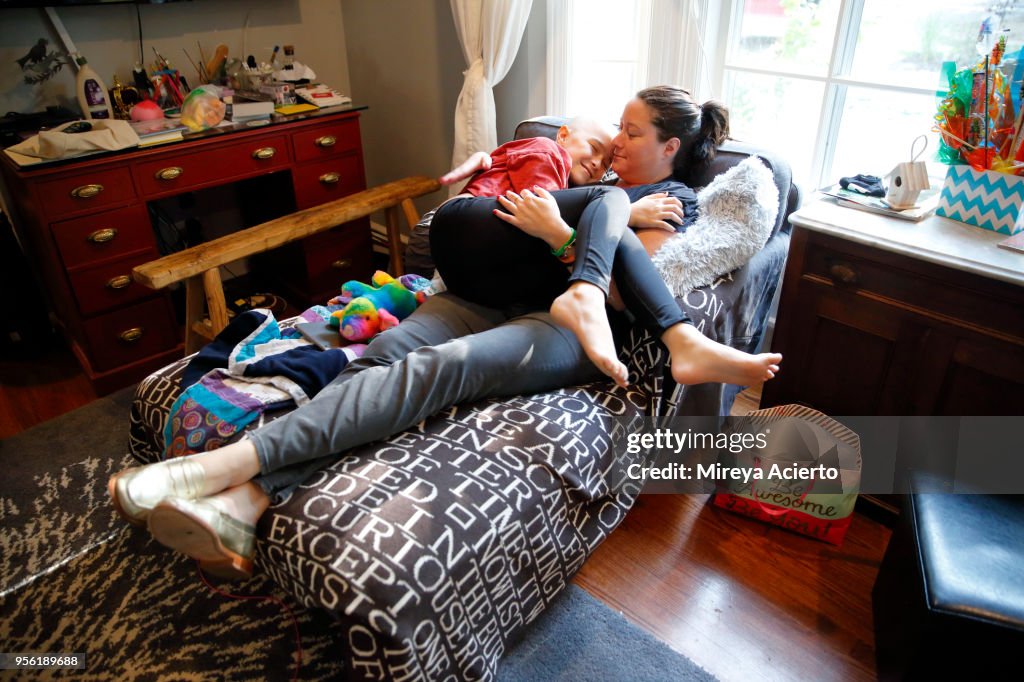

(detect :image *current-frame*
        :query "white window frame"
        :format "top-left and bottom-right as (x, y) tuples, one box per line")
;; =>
(715, 0), (943, 189)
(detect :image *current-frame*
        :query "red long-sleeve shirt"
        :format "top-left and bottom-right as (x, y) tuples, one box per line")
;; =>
(463, 137), (572, 197)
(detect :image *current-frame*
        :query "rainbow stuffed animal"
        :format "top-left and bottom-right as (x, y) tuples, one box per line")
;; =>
(328, 271), (432, 341)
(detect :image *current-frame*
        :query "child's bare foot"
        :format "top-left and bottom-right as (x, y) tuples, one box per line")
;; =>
(551, 282), (629, 388)
(662, 323), (781, 386)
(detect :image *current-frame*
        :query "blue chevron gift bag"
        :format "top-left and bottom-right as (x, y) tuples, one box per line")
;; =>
(935, 165), (1024, 235)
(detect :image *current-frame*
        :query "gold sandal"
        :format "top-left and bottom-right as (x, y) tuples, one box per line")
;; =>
(147, 497), (256, 580)
(108, 458), (207, 526)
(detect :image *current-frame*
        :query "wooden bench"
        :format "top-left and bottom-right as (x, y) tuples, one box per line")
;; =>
(131, 175), (440, 354)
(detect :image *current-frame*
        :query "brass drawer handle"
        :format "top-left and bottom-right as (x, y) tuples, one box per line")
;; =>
(119, 327), (144, 343)
(331, 258), (353, 269)
(106, 275), (132, 289)
(155, 166), (183, 181)
(319, 172), (341, 185)
(71, 184), (104, 199)
(87, 228), (117, 244)
(315, 135), (337, 148)
(828, 262), (858, 285)
(252, 147), (276, 160)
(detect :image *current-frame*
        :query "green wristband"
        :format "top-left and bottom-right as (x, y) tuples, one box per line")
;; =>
(551, 228), (576, 257)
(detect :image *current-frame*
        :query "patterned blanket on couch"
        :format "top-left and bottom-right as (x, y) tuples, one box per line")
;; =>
(163, 308), (364, 458)
(127, 234), (786, 680)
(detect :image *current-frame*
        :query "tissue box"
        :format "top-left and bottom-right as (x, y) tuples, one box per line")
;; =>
(935, 164), (1024, 235)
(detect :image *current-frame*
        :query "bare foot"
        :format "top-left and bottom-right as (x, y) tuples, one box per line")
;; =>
(662, 323), (782, 386)
(551, 282), (629, 388)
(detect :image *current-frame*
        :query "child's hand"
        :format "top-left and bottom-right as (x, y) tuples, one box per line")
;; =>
(439, 152), (492, 185)
(629, 192), (685, 231)
(494, 186), (570, 249)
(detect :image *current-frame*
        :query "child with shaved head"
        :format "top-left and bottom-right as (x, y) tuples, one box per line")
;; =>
(431, 117), (639, 385)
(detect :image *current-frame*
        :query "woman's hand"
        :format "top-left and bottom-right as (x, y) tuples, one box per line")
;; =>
(495, 186), (573, 250)
(439, 151), (492, 185)
(628, 192), (685, 231)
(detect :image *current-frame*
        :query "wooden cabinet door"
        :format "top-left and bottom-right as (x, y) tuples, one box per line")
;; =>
(912, 325), (1024, 415)
(769, 278), (926, 414)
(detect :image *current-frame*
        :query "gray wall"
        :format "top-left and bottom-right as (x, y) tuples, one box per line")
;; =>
(341, 0), (547, 216)
(341, 0), (462, 214)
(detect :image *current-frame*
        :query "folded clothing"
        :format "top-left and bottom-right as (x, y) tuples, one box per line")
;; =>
(839, 173), (886, 197)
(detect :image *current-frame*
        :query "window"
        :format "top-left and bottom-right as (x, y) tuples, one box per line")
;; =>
(548, 0), (713, 126)
(720, 0), (1024, 189)
(550, 1), (1024, 190)
(549, 0), (652, 125)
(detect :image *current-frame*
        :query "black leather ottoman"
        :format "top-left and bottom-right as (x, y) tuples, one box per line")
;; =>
(872, 480), (1024, 680)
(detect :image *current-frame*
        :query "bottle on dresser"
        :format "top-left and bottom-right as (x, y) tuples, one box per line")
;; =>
(74, 55), (114, 120)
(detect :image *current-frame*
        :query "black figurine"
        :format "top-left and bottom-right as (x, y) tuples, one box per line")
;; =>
(16, 38), (48, 69)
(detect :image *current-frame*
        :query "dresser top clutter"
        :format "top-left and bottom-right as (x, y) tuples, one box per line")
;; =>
(2, 104), (368, 173)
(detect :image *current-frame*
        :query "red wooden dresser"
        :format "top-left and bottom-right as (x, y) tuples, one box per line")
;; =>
(1, 107), (370, 394)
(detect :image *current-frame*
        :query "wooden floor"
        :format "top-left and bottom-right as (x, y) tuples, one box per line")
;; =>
(572, 384), (890, 682)
(2, 343), (891, 681)
(574, 495), (888, 681)
(0, 339), (99, 439)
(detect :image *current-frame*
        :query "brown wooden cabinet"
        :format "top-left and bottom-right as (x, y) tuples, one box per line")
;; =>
(761, 200), (1024, 416)
(1, 108), (370, 394)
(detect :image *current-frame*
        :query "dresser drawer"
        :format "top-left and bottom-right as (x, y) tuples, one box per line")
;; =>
(293, 155), (366, 209)
(292, 118), (361, 162)
(305, 222), (373, 295)
(51, 204), (154, 269)
(37, 166), (136, 220)
(133, 135), (291, 196)
(82, 297), (178, 372)
(802, 236), (1024, 339)
(69, 248), (161, 316)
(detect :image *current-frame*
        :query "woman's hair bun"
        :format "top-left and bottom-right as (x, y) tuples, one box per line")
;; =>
(692, 99), (730, 166)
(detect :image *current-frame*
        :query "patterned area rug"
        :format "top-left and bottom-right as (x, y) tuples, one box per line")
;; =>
(0, 388), (714, 681)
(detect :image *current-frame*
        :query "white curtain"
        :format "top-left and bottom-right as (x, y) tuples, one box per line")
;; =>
(546, 0), (718, 120)
(449, 0), (533, 194)
(545, 0), (572, 118)
(647, 0), (717, 101)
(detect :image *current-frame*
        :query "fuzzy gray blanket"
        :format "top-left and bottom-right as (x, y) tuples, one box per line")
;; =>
(653, 157), (779, 297)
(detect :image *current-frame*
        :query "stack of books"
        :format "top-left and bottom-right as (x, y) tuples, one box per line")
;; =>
(295, 85), (351, 108)
(129, 118), (189, 147)
(230, 92), (275, 122)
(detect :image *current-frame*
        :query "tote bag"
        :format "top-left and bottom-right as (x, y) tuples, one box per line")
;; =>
(711, 404), (861, 546)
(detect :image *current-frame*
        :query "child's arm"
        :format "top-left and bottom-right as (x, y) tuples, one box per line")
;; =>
(439, 151), (492, 185)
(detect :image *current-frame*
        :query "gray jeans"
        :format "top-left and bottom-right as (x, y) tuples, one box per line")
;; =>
(247, 292), (604, 501)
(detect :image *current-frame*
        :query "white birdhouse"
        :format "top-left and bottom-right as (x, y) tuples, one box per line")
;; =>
(885, 161), (930, 209)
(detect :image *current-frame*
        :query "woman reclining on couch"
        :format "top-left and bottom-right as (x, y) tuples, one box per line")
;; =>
(108, 86), (782, 580)
(429, 112), (775, 391)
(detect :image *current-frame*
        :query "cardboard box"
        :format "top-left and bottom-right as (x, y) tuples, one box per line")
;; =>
(935, 164), (1024, 235)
